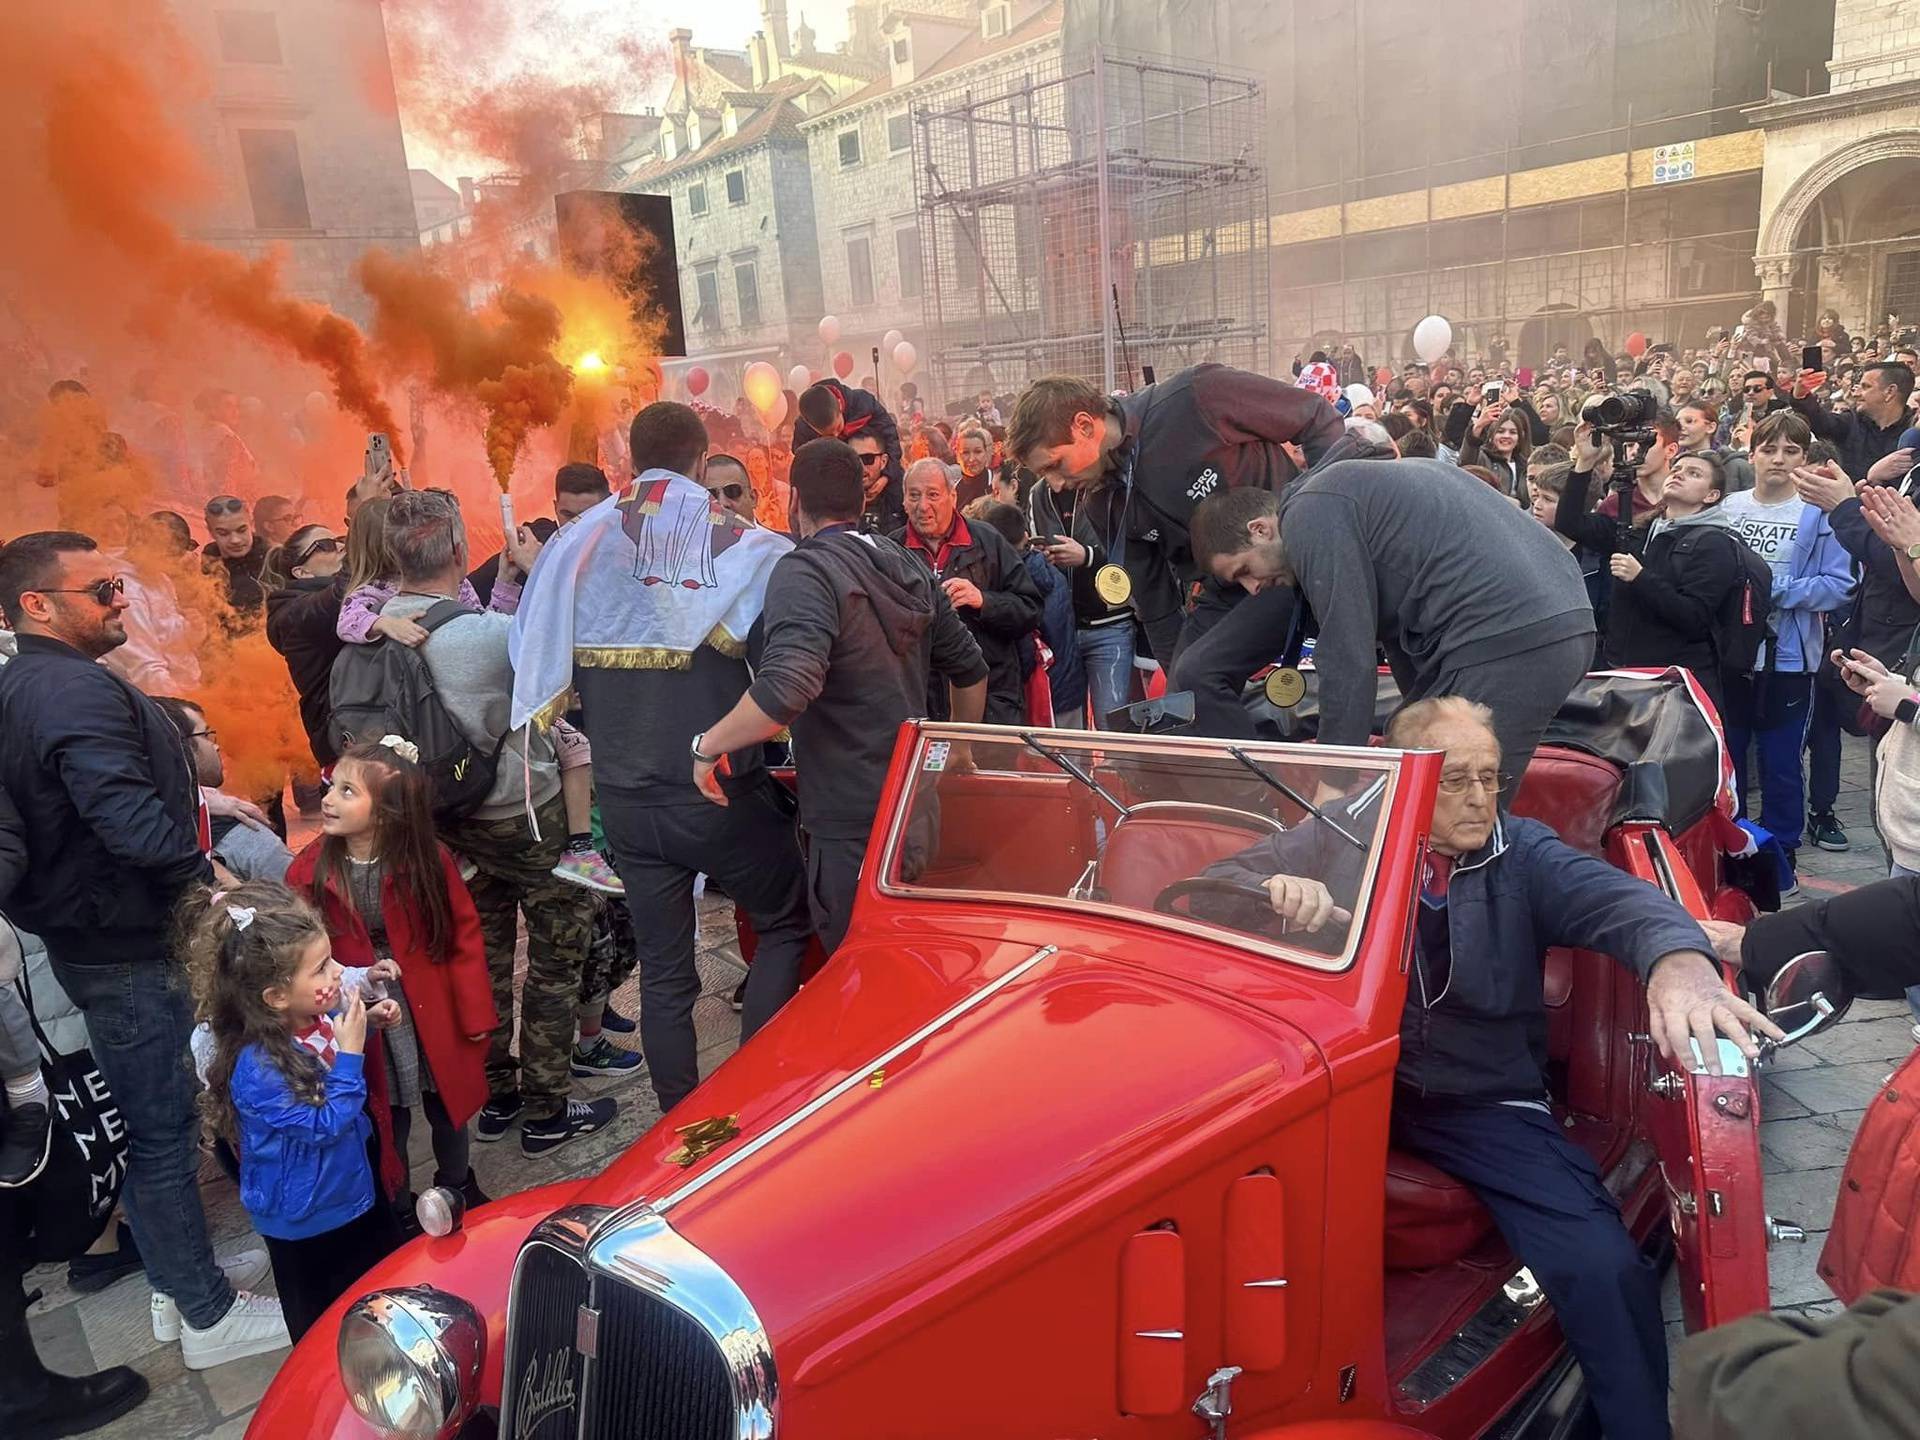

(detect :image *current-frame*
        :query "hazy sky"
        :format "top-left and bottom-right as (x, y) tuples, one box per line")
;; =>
(392, 0), (853, 180)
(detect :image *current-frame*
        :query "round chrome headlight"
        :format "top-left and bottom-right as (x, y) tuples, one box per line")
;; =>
(338, 1286), (484, 1440)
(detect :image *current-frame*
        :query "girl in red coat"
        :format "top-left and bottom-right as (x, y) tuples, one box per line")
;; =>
(287, 737), (498, 1208)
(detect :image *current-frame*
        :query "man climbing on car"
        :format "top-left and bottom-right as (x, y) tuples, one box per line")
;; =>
(1200, 696), (1783, 1440)
(1006, 365), (1345, 737)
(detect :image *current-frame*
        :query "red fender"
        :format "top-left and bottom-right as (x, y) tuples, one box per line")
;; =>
(1237, 1425), (1437, 1440)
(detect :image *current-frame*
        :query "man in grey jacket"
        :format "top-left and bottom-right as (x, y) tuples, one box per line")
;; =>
(1190, 457), (1595, 783)
(696, 440), (989, 954)
(377, 491), (614, 1158)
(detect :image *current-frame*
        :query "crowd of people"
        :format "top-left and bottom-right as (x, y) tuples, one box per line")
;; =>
(2, 291), (1920, 1437)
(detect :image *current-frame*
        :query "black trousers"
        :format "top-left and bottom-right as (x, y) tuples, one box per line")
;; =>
(1392, 1097), (1669, 1440)
(264, 1201), (403, 1342)
(598, 782), (813, 1114)
(804, 833), (867, 957)
(1168, 582), (1300, 740)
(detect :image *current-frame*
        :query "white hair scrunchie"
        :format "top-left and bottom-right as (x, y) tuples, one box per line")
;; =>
(226, 904), (256, 931)
(378, 735), (421, 764)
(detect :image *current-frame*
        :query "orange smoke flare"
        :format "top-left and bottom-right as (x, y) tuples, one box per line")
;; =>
(40, 32), (401, 454)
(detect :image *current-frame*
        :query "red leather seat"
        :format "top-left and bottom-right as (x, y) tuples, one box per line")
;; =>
(1384, 1151), (1495, 1269)
(1511, 744), (1623, 858)
(1099, 803), (1281, 912)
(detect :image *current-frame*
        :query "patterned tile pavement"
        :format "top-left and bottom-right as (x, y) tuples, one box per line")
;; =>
(22, 741), (1908, 1435)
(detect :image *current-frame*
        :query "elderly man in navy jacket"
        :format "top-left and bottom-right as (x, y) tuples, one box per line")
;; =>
(1203, 697), (1781, 1440)
(0, 531), (290, 1371)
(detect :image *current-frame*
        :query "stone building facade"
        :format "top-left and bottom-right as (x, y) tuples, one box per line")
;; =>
(169, 0), (419, 326)
(1750, 0), (1920, 335)
(798, 1), (1063, 392)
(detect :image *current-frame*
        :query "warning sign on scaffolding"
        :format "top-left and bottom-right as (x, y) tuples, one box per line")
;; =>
(1651, 141), (1697, 185)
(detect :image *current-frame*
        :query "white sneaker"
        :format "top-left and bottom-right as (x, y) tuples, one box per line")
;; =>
(179, 1290), (289, 1369)
(152, 1248), (272, 1341)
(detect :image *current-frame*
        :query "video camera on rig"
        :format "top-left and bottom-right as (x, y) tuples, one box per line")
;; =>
(1580, 387), (1664, 544)
(1579, 388), (1661, 435)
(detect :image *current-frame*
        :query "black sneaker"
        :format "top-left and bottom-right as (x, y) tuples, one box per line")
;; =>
(0, 1101), (50, 1187)
(521, 1099), (618, 1158)
(475, 1093), (522, 1144)
(598, 1005), (637, 1034)
(66, 1221), (143, 1294)
(729, 978), (747, 1013)
(1808, 812), (1850, 852)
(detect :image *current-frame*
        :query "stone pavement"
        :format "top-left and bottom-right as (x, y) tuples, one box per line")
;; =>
(22, 739), (1908, 1436)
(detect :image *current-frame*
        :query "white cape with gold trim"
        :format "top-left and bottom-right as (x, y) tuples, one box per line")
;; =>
(508, 468), (793, 730)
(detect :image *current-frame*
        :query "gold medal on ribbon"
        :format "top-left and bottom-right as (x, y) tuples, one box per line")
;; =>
(1263, 666), (1306, 709)
(1094, 563), (1133, 605)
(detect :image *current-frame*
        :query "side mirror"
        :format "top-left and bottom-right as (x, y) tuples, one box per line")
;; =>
(1755, 950), (1852, 1066)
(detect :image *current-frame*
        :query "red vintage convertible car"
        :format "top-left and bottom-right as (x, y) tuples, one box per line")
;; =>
(253, 673), (1814, 1440)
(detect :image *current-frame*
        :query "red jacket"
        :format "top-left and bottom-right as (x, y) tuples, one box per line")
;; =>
(1821, 1045), (1920, 1302)
(286, 841), (497, 1130)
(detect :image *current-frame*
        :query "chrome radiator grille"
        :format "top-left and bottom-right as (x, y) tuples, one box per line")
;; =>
(501, 1205), (776, 1440)
(503, 1240), (592, 1440)
(585, 1281), (734, 1440)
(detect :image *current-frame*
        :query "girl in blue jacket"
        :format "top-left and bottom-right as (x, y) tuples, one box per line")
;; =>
(184, 881), (401, 1340)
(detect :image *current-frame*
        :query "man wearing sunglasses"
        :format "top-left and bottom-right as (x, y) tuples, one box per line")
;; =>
(701, 453), (760, 527)
(1719, 369), (1787, 450)
(848, 431), (905, 533)
(0, 531), (292, 1367)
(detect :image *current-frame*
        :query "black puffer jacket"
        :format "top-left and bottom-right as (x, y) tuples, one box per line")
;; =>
(0, 634), (212, 944)
(265, 574), (346, 766)
(893, 515), (1043, 724)
(1554, 463), (1743, 686)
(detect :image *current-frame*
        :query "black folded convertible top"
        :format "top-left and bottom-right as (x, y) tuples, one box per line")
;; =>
(1244, 667), (1722, 836)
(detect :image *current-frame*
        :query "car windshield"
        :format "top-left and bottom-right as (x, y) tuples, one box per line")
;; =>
(876, 726), (1402, 972)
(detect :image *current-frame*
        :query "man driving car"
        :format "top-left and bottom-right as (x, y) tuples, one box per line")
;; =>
(1202, 697), (1782, 1440)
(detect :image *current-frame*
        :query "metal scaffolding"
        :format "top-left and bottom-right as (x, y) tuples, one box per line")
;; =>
(913, 47), (1267, 405)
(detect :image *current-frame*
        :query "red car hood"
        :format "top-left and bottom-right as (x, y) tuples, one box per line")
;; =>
(571, 920), (1329, 1380)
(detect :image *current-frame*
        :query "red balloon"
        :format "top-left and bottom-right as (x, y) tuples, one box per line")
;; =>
(1624, 332), (1648, 358)
(832, 350), (855, 379)
(686, 365), (711, 396)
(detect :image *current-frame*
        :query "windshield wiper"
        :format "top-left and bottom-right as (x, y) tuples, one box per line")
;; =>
(1227, 746), (1367, 852)
(1018, 733), (1131, 817)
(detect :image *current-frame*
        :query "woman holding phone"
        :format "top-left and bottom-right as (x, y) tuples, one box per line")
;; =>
(1833, 638), (1920, 948)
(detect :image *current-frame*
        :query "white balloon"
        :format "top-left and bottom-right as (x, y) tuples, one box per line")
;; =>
(1412, 314), (1453, 364)
(817, 315), (842, 345)
(882, 328), (905, 352)
(787, 363), (811, 392)
(892, 340), (918, 374)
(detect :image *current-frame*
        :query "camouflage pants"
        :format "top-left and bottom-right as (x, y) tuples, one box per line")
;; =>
(442, 794), (594, 1119)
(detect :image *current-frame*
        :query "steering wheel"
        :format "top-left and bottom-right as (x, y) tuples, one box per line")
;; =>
(1154, 876), (1276, 917)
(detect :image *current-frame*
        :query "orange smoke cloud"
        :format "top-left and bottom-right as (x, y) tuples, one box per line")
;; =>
(39, 25), (400, 452)
(383, 0), (671, 188)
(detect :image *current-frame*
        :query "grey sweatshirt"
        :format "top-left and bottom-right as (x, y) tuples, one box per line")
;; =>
(380, 592), (559, 820)
(749, 528), (987, 840)
(1281, 458), (1594, 747)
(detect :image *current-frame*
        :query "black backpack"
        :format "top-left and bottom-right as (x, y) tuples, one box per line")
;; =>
(1689, 529), (1775, 677)
(326, 600), (507, 822)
